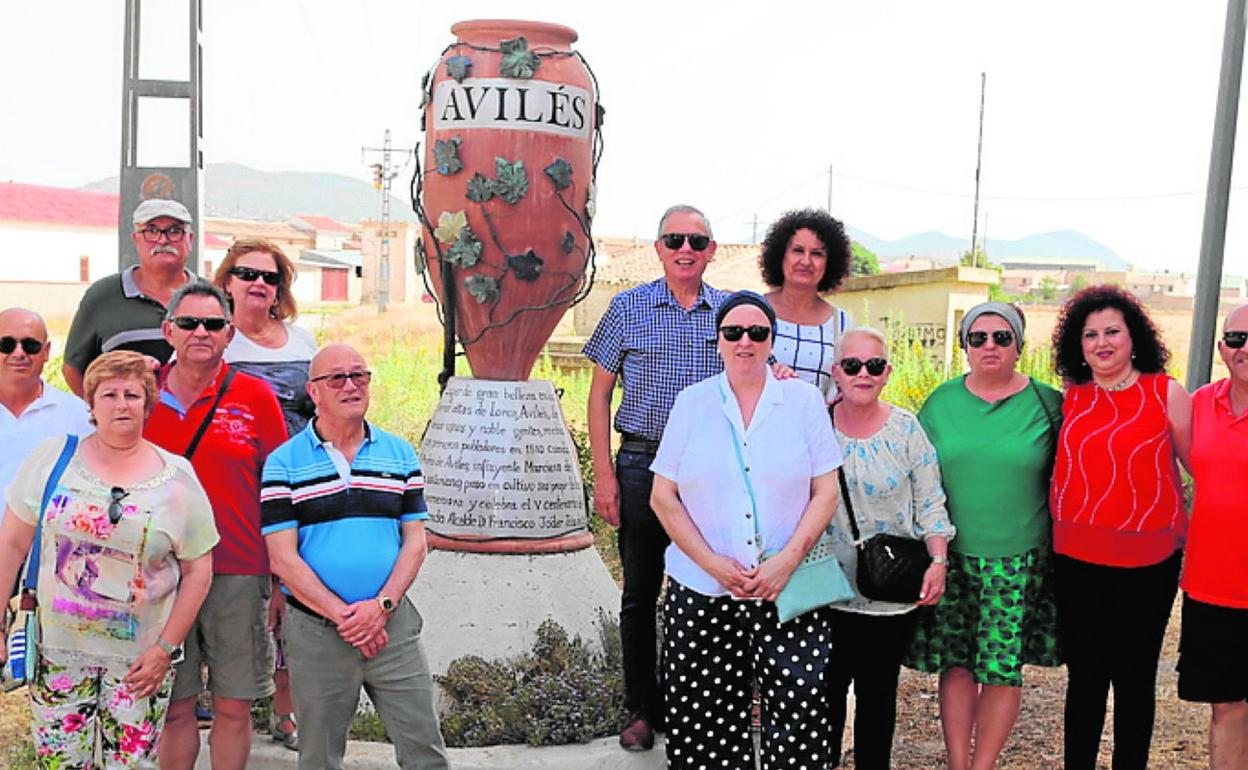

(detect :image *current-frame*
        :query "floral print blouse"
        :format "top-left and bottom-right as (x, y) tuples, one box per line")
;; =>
(7, 437), (218, 671)
(827, 406), (954, 615)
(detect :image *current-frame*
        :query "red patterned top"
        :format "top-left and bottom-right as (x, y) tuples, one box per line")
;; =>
(1050, 373), (1186, 567)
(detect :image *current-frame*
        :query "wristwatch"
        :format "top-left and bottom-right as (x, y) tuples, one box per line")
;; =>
(156, 638), (185, 664)
(931, 555), (948, 566)
(378, 595), (397, 615)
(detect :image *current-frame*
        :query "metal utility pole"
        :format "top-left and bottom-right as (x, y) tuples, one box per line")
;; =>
(827, 163), (834, 213)
(1188, 0), (1246, 390)
(118, 0), (203, 270)
(362, 129), (413, 312)
(970, 72), (986, 268)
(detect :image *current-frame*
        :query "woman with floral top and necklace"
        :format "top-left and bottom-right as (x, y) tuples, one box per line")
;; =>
(825, 326), (953, 770)
(0, 351), (216, 768)
(1049, 285), (1192, 770)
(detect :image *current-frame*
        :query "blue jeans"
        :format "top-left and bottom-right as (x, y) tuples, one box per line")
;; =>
(616, 448), (669, 723)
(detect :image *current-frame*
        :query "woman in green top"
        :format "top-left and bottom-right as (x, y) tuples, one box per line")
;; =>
(905, 302), (1062, 770)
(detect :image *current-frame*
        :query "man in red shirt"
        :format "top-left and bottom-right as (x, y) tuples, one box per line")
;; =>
(144, 280), (288, 770)
(1180, 303), (1248, 770)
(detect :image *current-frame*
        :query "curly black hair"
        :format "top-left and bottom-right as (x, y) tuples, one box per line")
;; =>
(1051, 285), (1171, 384)
(758, 208), (853, 293)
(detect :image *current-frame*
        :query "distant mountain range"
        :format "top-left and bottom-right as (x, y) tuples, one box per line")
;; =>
(82, 162), (416, 224)
(81, 164), (1123, 270)
(847, 225), (1127, 270)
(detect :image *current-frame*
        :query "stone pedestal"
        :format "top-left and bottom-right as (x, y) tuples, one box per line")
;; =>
(408, 546), (620, 676)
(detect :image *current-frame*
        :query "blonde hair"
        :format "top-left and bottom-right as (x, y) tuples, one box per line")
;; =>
(213, 237), (299, 321)
(837, 326), (890, 360)
(83, 351), (158, 419)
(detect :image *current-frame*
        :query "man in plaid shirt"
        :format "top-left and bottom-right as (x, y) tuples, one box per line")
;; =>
(583, 204), (728, 751)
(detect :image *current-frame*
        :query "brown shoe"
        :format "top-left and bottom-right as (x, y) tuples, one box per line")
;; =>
(619, 713), (654, 751)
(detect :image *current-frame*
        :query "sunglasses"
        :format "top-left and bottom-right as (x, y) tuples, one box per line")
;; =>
(0, 336), (44, 355)
(839, 357), (888, 376)
(137, 225), (187, 243)
(966, 330), (1015, 348)
(1225, 330), (1248, 349)
(719, 325), (771, 343)
(660, 233), (711, 251)
(310, 370), (372, 389)
(229, 266), (281, 286)
(108, 487), (129, 525)
(169, 316), (229, 332)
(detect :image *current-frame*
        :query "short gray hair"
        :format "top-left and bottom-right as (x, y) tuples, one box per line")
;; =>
(837, 326), (890, 360)
(166, 280), (232, 322)
(656, 204), (713, 240)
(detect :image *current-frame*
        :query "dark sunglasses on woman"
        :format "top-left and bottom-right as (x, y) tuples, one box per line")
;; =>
(719, 325), (771, 343)
(1224, 330), (1248, 349)
(229, 266), (282, 286)
(661, 233), (711, 251)
(839, 357), (888, 376)
(0, 336), (44, 355)
(966, 329), (1015, 348)
(108, 487), (129, 525)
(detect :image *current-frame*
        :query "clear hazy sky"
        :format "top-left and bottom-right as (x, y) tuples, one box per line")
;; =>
(3, 1), (1247, 272)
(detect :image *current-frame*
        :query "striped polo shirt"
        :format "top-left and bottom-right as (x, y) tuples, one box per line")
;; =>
(261, 420), (428, 604)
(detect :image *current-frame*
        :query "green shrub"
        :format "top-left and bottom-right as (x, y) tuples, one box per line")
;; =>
(437, 615), (625, 747)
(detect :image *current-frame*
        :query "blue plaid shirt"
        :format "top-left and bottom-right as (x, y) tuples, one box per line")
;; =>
(583, 279), (729, 441)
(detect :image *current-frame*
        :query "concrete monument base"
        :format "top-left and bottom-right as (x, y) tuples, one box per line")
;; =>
(409, 545), (621, 676)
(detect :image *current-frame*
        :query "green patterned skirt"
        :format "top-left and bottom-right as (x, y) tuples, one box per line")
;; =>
(904, 546), (1062, 686)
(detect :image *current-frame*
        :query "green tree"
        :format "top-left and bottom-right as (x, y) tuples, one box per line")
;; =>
(960, 248), (1000, 271)
(1038, 275), (1058, 301)
(850, 242), (880, 276)
(1070, 274), (1089, 293)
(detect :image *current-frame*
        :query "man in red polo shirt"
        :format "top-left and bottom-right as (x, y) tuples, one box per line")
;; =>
(144, 280), (287, 770)
(1180, 303), (1248, 770)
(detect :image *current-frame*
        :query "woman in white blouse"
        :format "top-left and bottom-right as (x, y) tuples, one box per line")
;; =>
(825, 327), (954, 770)
(650, 290), (843, 770)
(760, 209), (855, 402)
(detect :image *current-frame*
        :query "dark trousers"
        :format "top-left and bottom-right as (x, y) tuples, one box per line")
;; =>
(1054, 551), (1180, 770)
(616, 447), (669, 723)
(827, 609), (918, 770)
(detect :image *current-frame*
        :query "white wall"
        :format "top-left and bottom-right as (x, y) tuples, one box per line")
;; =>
(0, 222), (117, 283)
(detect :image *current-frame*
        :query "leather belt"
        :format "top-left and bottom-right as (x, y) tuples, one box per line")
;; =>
(286, 595), (336, 627)
(619, 433), (660, 455)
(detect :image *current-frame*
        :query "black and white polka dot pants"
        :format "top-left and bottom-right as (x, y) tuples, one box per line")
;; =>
(664, 579), (831, 770)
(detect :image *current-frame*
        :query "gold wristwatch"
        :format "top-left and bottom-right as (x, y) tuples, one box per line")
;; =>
(378, 595), (397, 614)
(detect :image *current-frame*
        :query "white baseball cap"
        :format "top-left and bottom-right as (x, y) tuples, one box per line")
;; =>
(132, 199), (193, 225)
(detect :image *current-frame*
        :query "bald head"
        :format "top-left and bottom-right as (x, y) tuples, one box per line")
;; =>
(1224, 304), (1248, 332)
(0, 307), (52, 389)
(307, 343), (371, 423)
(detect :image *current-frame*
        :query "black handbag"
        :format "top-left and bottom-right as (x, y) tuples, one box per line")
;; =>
(831, 404), (932, 603)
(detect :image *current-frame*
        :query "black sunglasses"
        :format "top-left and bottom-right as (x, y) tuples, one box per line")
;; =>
(170, 316), (229, 332)
(966, 330), (1015, 348)
(137, 225), (187, 243)
(0, 336), (44, 355)
(719, 325), (771, 343)
(108, 487), (129, 525)
(661, 233), (711, 251)
(839, 357), (888, 376)
(309, 370), (373, 389)
(1225, 330), (1248, 349)
(229, 266), (282, 286)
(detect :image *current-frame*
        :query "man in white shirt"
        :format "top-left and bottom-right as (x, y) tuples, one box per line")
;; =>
(0, 307), (93, 497)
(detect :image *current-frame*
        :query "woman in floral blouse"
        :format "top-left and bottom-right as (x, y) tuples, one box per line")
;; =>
(0, 351), (217, 768)
(825, 326), (954, 770)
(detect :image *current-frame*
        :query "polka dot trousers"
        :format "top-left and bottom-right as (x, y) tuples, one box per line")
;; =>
(664, 579), (831, 770)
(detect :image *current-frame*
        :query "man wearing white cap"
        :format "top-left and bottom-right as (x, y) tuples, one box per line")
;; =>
(62, 198), (197, 396)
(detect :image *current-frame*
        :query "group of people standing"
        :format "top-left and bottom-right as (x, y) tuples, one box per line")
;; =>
(0, 198), (448, 769)
(586, 203), (1248, 770)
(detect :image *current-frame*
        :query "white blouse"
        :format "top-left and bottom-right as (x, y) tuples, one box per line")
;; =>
(651, 371), (843, 597)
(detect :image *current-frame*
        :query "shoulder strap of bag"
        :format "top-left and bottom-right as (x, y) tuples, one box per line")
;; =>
(827, 401), (863, 543)
(1029, 378), (1060, 445)
(719, 382), (764, 555)
(24, 434), (79, 592)
(184, 367), (236, 460)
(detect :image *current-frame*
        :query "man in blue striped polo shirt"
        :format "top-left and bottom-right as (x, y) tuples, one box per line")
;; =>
(584, 204), (728, 751)
(261, 343), (448, 770)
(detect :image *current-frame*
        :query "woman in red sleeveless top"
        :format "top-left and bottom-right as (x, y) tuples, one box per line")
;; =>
(1049, 286), (1192, 770)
